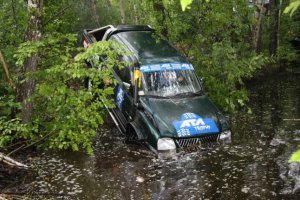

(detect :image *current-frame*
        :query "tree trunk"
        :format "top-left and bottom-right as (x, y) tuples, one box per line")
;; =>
(269, 0), (280, 55)
(18, 0), (42, 123)
(91, 0), (101, 27)
(119, 0), (125, 24)
(252, 0), (265, 53)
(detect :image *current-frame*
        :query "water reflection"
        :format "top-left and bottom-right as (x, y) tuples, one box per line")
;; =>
(1, 71), (299, 199)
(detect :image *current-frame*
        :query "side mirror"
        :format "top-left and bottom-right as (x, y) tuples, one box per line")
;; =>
(123, 82), (131, 90)
(197, 76), (205, 93)
(198, 76), (204, 84)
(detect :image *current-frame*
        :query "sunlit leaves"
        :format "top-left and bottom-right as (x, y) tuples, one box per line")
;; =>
(180, 0), (210, 11)
(284, 0), (300, 17)
(180, 0), (193, 11)
(289, 149), (300, 163)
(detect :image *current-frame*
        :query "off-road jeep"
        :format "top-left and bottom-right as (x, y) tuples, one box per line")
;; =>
(82, 25), (231, 153)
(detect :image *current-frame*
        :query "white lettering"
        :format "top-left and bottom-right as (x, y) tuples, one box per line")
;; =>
(180, 119), (193, 128)
(195, 118), (205, 126)
(195, 125), (210, 131)
(183, 113), (196, 119)
(180, 118), (206, 128)
(178, 129), (190, 137)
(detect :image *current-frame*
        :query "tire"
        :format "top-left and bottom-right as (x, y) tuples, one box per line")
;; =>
(125, 125), (138, 143)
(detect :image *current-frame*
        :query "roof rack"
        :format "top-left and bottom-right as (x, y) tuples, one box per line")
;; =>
(87, 25), (114, 34)
(83, 25), (154, 42)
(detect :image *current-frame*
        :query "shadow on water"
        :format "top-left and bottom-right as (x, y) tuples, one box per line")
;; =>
(0, 69), (299, 199)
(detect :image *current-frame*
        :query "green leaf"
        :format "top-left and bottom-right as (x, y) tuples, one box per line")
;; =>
(289, 149), (300, 163)
(72, 143), (79, 151)
(180, 0), (193, 11)
(284, 1), (300, 17)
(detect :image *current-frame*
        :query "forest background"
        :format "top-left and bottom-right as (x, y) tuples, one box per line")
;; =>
(0, 0), (299, 154)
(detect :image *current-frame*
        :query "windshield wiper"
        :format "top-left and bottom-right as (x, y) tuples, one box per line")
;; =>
(170, 91), (203, 98)
(194, 90), (204, 95)
(143, 95), (170, 99)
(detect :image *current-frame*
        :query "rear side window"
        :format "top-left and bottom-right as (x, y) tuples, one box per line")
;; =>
(114, 66), (131, 83)
(110, 35), (132, 83)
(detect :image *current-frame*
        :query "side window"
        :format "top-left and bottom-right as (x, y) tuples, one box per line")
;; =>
(110, 35), (132, 83)
(114, 66), (131, 83)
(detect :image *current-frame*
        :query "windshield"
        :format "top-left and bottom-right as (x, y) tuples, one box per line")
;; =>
(140, 63), (202, 97)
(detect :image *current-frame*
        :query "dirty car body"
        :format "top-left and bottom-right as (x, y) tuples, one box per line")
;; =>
(82, 25), (231, 153)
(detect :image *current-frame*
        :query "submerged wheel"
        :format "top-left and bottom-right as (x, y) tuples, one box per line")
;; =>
(125, 125), (139, 143)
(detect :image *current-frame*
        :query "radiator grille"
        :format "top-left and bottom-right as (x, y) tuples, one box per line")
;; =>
(175, 134), (219, 148)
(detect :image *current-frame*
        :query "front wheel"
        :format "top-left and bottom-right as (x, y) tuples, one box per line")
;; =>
(125, 125), (138, 143)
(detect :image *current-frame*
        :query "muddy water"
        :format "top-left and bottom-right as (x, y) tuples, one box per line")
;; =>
(1, 69), (300, 199)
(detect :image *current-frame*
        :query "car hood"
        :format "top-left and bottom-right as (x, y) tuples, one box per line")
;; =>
(139, 95), (222, 138)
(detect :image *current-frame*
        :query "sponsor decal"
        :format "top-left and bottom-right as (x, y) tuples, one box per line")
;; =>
(172, 113), (219, 137)
(116, 85), (124, 109)
(140, 63), (194, 72)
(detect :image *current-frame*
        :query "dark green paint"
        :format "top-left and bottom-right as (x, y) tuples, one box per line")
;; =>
(113, 31), (186, 65)
(140, 95), (225, 137)
(84, 25), (231, 151)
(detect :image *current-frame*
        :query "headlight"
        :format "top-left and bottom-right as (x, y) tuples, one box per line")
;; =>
(216, 111), (230, 130)
(157, 138), (176, 151)
(219, 130), (232, 144)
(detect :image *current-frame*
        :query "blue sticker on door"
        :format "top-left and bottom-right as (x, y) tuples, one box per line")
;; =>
(172, 113), (219, 137)
(116, 86), (124, 109)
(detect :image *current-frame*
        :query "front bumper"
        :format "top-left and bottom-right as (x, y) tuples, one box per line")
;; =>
(174, 130), (232, 148)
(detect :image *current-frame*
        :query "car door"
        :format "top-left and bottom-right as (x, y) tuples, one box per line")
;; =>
(113, 65), (135, 127)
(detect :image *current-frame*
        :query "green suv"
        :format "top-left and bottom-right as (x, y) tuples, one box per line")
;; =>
(83, 25), (231, 153)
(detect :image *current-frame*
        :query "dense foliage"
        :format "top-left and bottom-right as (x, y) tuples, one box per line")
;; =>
(1, 32), (126, 153)
(0, 0), (299, 153)
(16, 34), (126, 153)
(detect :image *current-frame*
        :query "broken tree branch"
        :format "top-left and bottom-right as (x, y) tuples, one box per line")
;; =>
(0, 51), (15, 90)
(0, 152), (28, 169)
